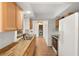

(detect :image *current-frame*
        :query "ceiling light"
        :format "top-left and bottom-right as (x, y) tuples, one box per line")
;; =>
(38, 22), (43, 25)
(26, 11), (31, 14)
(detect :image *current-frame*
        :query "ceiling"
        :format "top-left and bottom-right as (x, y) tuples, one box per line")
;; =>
(17, 2), (79, 20)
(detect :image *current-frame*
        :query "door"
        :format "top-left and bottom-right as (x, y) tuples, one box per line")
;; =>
(59, 13), (78, 56)
(39, 25), (43, 36)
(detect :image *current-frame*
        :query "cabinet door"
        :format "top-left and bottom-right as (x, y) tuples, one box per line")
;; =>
(16, 7), (22, 29)
(29, 18), (32, 29)
(2, 3), (17, 31)
(55, 19), (59, 29)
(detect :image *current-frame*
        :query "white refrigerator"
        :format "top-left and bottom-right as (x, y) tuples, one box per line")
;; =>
(58, 12), (79, 56)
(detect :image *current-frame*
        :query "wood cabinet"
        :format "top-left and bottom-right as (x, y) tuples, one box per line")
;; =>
(29, 18), (32, 29)
(16, 6), (23, 29)
(55, 19), (59, 29)
(0, 2), (23, 32)
(2, 2), (17, 31)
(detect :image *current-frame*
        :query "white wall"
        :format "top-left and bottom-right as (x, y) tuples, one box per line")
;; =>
(23, 16), (30, 33)
(43, 21), (48, 45)
(0, 31), (17, 49)
(24, 17), (30, 30)
(32, 21), (39, 37)
(23, 11), (34, 34)
(48, 19), (57, 46)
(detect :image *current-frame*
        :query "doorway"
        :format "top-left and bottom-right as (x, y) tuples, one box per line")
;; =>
(39, 25), (43, 37)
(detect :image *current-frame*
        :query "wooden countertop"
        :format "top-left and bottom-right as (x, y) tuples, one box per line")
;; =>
(0, 35), (35, 56)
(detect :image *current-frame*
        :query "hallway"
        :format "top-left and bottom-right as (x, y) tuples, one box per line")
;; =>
(35, 37), (57, 56)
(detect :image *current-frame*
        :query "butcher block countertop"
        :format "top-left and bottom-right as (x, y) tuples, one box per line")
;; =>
(0, 35), (36, 56)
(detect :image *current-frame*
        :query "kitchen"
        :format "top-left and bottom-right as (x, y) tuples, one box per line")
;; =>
(0, 2), (79, 56)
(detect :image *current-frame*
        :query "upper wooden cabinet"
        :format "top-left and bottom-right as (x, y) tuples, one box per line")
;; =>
(2, 2), (17, 31)
(29, 18), (32, 29)
(0, 2), (23, 32)
(16, 5), (23, 29)
(55, 19), (59, 29)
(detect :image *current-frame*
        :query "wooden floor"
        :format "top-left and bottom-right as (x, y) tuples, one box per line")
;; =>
(35, 37), (57, 56)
